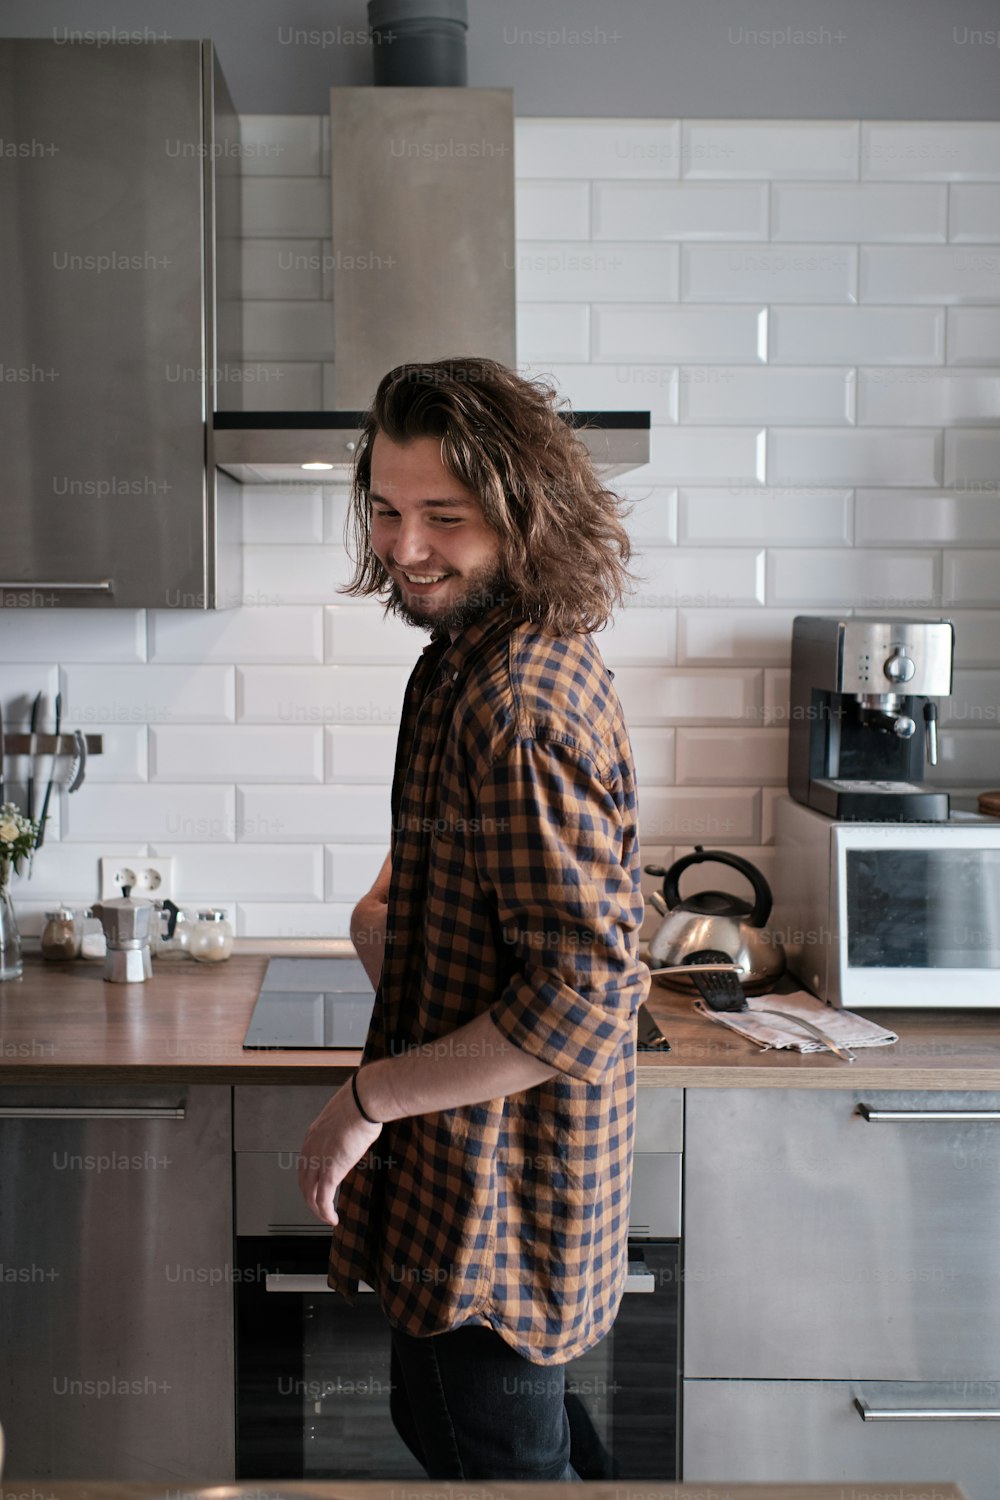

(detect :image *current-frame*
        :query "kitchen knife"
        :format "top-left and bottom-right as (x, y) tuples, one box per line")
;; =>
(26, 690), (42, 822)
(34, 691), (61, 851)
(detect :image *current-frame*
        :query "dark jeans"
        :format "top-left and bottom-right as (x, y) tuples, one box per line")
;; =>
(388, 1320), (616, 1482)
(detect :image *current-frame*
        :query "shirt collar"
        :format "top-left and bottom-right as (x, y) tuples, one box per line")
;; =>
(427, 597), (527, 677)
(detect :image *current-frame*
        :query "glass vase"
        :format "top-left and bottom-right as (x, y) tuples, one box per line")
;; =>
(0, 864), (23, 981)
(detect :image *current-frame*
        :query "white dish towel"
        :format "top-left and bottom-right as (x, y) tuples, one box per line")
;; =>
(693, 989), (899, 1054)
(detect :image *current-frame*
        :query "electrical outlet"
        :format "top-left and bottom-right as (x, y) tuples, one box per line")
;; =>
(100, 857), (174, 902)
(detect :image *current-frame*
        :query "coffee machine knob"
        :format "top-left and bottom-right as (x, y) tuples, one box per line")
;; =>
(893, 715), (917, 739)
(884, 650), (915, 684)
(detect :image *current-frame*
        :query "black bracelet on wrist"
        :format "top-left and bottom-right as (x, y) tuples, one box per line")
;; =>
(351, 1068), (380, 1125)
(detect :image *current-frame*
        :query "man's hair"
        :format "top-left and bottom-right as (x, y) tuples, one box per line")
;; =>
(340, 356), (638, 634)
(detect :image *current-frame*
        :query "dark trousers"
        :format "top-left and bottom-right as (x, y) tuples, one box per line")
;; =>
(388, 1321), (617, 1482)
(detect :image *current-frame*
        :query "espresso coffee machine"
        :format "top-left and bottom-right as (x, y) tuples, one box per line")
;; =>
(788, 616), (954, 821)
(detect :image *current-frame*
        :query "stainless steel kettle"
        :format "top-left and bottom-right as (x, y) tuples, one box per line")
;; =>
(645, 846), (785, 995)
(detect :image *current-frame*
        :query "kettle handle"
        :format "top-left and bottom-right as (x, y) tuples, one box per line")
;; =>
(648, 845), (773, 927)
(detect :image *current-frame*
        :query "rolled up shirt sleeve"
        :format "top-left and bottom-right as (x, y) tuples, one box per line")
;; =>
(472, 731), (649, 1084)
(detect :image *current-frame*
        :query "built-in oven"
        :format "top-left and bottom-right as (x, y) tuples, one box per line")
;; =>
(234, 1077), (682, 1481)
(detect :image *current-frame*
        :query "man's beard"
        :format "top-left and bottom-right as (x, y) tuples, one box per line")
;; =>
(388, 563), (512, 637)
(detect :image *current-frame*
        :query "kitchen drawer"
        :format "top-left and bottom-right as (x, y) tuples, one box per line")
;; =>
(683, 1377), (1000, 1500)
(685, 1088), (1000, 1379)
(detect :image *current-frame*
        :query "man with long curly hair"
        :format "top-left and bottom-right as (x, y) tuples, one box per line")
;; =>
(299, 357), (651, 1482)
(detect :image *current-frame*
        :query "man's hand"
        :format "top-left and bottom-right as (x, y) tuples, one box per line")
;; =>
(350, 850), (392, 990)
(298, 1081), (383, 1227)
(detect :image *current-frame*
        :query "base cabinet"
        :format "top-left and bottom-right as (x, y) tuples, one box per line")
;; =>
(683, 1379), (1000, 1500)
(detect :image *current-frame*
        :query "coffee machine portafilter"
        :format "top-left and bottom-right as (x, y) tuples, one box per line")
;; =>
(787, 616), (954, 822)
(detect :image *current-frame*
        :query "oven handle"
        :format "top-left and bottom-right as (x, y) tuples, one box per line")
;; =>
(855, 1397), (1000, 1421)
(265, 1274), (374, 1294)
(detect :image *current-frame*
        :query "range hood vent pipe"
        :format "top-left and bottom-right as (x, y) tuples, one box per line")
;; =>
(368, 0), (469, 85)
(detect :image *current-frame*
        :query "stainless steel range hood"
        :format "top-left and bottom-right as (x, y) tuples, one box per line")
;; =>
(212, 86), (649, 484)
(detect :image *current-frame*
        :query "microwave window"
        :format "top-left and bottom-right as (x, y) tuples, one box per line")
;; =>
(846, 849), (1000, 968)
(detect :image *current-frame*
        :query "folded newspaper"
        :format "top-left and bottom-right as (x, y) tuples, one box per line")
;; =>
(693, 989), (899, 1054)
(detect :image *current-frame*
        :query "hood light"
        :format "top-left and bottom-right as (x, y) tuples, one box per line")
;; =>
(301, 461), (335, 471)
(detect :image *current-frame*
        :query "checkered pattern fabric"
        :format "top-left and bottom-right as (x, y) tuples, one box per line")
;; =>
(327, 601), (650, 1364)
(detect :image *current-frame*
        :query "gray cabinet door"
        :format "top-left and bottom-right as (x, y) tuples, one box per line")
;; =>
(0, 40), (237, 609)
(684, 1088), (1000, 1379)
(0, 1083), (234, 1479)
(683, 1378), (1000, 1500)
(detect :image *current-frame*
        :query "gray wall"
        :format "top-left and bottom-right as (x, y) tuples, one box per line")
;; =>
(2, 0), (1000, 117)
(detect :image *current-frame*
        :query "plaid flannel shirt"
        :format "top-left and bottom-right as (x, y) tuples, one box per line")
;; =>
(327, 600), (650, 1364)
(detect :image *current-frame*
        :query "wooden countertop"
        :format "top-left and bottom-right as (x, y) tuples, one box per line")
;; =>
(1, 955), (999, 1088)
(0, 1485), (967, 1500)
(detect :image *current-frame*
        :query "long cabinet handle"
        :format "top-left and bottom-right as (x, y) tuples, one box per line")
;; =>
(856, 1397), (1000, 1421)
(0, 1106), (185, 1119)
(265, 1274), (373, 1294)
(0, 579), (114, 592)
(858, 1104), (1000, 1123)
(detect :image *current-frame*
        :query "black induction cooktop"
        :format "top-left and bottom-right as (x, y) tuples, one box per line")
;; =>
(243, 957), (376, 1049)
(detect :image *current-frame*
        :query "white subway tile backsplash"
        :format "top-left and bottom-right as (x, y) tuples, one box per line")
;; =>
(237, 665), (409, 725)
(856, 490), (1000, 546)
(631, 549), (765, 609)
(237, 785), (391, 842)
(942, 670), (1000, 728)
(624, 726), (676, 786)
(515, 119), (681, 180)
(947, 308), (1000, 365)
(63, 785), (236, 842)
(862, 123), (1000, 182)
(770, 306), (945, 366)
(0, 611), (145, 665)
(513, 242), (679, 302)
(772, 184), (947, 242)
(517, 304), (590, 363)
(761, 787), (786, 845)
(617, 487), (678, 545)
(61, 665), (235, 725)
(595, 605), (678, 663)
(4, 844), (144, 904)
(516, 181), (590, 239)
(324, 607), (423, 663)
(242, 487), (324, 545)
(241, 546), (353, 606)
(678, 608), (804, 665)
(593, 304), (765, 363)
(593, 182), (768, 241)
(238, 903), (351, 939)
(150, 727), (323, 783)
(949, 185), (1000, 241)
(612, 666), (763, 724)
(639, 786), (760, 846)
(947, 612), (1000, 667)
(943, 429), (1000, 485)
(85, 726), (148, 783)
(931, 729), (1000, 786)
(679, 489), (852, 546)
(676, 727), (787, 785)
(242, 240), (322, 300)
(679, 367), (853, 426)
(767, 428), (941, 487)
(326, 843), (393, 903)
(943, 552), (1000, 607)
(322, 484), (353, 544)
(681, 121), (859, 180)
(241, 177), (330, 236)
(682, 244), (857, 303)
(149, 607), (323, 664)
(858, 369), (1000, 426)
(763, 668), (791, 727)
(861, 247), (1000, 303)
(646, 427), (766, 485)
(325, 726), (399, 783)
(525, 361), (678, 424)
(239, 117), (322, 177)
(147, 843), (324, 902)
(768, 550), (939, 609)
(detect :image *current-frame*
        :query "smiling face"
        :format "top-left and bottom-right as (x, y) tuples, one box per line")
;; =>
(368, 431), (508, 638)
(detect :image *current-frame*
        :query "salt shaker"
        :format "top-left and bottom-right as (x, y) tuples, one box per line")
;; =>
(41, 907), (80, 961)
(189, 909), (234, 964)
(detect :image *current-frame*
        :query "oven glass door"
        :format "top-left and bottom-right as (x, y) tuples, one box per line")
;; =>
(236, 1235), (679, 1480)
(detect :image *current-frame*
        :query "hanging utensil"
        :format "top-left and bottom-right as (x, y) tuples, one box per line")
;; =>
(66, 728), (87, 793)
(0, 700), (6, 805)
(34, 692), (61, 853)
(25, 690), (43, 822)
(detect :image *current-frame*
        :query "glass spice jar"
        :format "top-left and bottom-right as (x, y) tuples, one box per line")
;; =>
(189, 908), (234, 964)
(41, 907), (80, 961)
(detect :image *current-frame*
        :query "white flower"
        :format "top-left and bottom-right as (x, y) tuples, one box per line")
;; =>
(0, 819), (18, 843)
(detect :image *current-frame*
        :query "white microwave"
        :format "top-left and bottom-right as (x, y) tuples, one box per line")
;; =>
(772, 795), (1000, 1008)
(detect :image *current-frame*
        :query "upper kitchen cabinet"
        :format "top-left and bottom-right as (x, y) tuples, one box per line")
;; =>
(0, 40), (241, 609)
